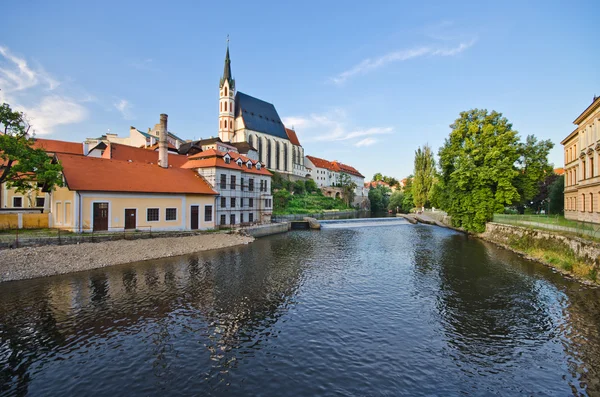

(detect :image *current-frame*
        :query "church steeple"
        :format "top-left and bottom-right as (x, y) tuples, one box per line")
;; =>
(218, 36), (236, 142)
(220, 36), (235, 89)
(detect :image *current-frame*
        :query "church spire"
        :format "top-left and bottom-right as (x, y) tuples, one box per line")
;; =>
(220, 36), (235, 89)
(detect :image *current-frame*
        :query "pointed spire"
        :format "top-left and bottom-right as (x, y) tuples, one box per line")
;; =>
(220, 35), (235, 89)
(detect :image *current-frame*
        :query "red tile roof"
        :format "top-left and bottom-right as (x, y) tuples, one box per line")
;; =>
(182, 150), (271, 176)
(366, 180), (390, 189)
(103, 142), (188, 168)
(57, 153), (217, 195)
(306, 156), (364, 178)
(144, 142), (177, 151)
(285, 128), (301, 146)
(554, 168), (565, 175)
(33, 138), (83, 155)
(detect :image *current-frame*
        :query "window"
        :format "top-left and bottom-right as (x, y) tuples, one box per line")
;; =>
(231, 197), (236, 208)
(220, 174), (227, 189)
(205, 205), (213, 222)
(240, 213), (244, 224)
(220, 102), (222, 112)
(249, 198), (254, 208)
(230, 214), (235, 225)
(225, 156), (231, 164)
(249, 178), (254, 192)
(224, 101), (228, 112)
(237, 159), (242, 166)
(260, 180), (264, 192)
(582, 195), (586, 212)
(166, 208), (177, 221)
(221, 197), (227, 208)
(220, 214), (226, 225)
(147, 208), (159, 222)
(247, 161), (252, 169)
(229, 120), (233, 129)
(13, 197), (22, 207)
(591, 193), (594, 213)
(249, 213), (254, 223)
(224, 86), (228, 96)
(36, 197), (45, 207)
(230, 175), (236, 190)
(583, 161), (587, 179)
(591, 157), (595, 178)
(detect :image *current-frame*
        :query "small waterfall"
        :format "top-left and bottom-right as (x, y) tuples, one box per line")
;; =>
(319, 217), (411, 229)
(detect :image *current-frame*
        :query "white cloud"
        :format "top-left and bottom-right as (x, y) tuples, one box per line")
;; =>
(282, 109), (393, 146)
(354, 138), (378, 147)
(331, 40), (476, 85)
(114, 98), (134, 120)
(0, 45), (87, 134)
(17, 96), (88, 135)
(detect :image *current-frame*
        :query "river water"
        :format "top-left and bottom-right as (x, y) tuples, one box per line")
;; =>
(1, 221), (600, 396)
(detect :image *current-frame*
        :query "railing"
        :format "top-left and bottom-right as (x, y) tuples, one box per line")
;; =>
(492, 214), (600, 240)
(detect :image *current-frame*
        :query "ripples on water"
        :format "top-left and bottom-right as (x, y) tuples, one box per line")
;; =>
(1, 223), (600, 396)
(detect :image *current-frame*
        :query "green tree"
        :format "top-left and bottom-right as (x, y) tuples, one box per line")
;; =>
(273, 189), (291, 211)
(513, 135), (554, 211)
(305, 179), (318, 193)
(388, 190), (405, 213)
(292, 180), (306, 195)
(372, 172), (383, 181)
(339, 172), (358, 207)
(0, 103), (63, 193)
(401, 177), (415, 213)
(368, 185), (390, 212)
(438, 109), (521, 232)
(412, 144), (436, 208)
(548, 175), (564, 215)
(382, 176), (399, 188)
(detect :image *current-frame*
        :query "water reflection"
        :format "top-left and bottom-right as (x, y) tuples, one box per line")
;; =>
(0, 224), (599, 396)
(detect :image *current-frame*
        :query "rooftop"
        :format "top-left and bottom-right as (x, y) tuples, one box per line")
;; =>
(235, 91), (288, 140)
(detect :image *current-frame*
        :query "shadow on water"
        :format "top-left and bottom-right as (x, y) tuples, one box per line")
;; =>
(0, 223), (600, 396)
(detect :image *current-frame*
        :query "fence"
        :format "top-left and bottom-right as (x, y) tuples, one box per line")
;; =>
(0, 213), (49, 230)
(0, 226), (213, 249)
(492, 214), (600, 240)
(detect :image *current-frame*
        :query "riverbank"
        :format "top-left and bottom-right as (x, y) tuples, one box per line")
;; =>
(0, 233), (254, 283)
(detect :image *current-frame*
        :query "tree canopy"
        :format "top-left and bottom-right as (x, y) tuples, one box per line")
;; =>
(437, 109), (523, 232)
(368, 185), (391, 212)
(0, 103), (63, 193)
(412, 144), (436, 208)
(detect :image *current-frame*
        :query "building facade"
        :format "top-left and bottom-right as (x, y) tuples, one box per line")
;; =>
(562, 96), (600, 222)
(216, 44), (307, 178)
(304, 155), (367, 206)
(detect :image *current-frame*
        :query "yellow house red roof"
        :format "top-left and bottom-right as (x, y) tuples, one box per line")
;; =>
(57, 153), (217, 195)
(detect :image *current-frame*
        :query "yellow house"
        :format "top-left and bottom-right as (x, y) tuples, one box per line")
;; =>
(562, 95), (600, 223)
(53, 153), (218, 232)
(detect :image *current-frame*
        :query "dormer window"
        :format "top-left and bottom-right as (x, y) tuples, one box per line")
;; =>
(246, 161), (252, 169)
(224, 154), (231, 164)
(236, 159), (243, 166)
(256, 163), (261, 170)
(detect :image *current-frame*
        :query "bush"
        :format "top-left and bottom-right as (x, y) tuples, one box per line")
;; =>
(305, 179), (318, 193)
(293, 180), (306, 195)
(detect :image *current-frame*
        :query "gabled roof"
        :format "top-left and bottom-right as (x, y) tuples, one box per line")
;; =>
(182, 150), (271, 176)
(33, 138), (83, 155)
(56, 153), (217, 195)
(235, 91), (288, 139)
(102, 142), (188, 168)
(285, 128), (301, 146)
(306, 155), (364, 178)
(574, 96), (600, 125)
(230, 141), (257, 154)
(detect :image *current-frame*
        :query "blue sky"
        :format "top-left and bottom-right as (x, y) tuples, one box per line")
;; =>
(2, 0), (599, 180)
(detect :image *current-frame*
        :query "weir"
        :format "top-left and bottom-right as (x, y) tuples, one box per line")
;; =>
(319, 217), (410, 228)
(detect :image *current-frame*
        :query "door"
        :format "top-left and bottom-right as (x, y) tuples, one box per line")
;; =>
(93, 202), (109, 231)
(125, 209), (136, 230)
(191, 205), (199, 230)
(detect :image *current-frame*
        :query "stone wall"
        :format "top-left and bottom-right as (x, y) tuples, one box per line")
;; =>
(480, 222), (600, 266)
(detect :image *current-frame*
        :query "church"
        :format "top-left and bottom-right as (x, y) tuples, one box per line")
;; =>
(217, 44), (308, 179)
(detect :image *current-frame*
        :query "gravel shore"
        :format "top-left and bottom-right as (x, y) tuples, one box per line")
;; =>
(0, 233), (254, 283)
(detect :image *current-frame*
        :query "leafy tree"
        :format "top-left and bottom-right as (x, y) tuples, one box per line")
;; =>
(529, 173), (559, 213)
(368, 185), (390, 212)
(0, 103), (63, 193)
(401, 177), (415, 213)
(373, 172), (383, 181)
(438, 109), (521, 232)
(513, 135), (554, 211)
(339, 172), (357, 207)
(548, 175), (564, 215)
(273, 189), (291, 211)
(382, 176), (399, 187)
(412, 144), (436, 208)
(388, 190), (404, 213)
(292, 180), (306, 195)
(305, 178), (318, 193)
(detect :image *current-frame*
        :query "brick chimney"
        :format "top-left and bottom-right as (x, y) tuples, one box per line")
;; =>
(158, 114), (168, 168)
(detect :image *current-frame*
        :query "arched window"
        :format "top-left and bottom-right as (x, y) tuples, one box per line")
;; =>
(267, 139), (272, 168)
(582, 194), (586, 212)
(220, 102), (222, 112)
(258, 137), (263, 162)
(292, 146), (296, 165)
(229, 120), (233, 129)
(284, 143), (288, 171)
(275, 141), (280, 170)
(224, 102), (228, 112)
(224, 86), (228, 96)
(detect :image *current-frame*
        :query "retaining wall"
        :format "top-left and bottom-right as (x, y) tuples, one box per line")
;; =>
(0, 213), (49, 230)
(244, 223), (289, 238)
(480, 222), (600, 266)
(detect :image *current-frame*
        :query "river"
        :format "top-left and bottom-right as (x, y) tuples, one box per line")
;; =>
(1, 221), (599, 396)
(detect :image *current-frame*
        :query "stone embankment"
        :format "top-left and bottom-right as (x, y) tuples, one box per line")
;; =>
(0, 233), (253, 283)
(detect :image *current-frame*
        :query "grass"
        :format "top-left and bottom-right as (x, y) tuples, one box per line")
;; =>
(274, 194), (352, 215)
(506, 233), (598, 284)
(493, 214), (600, 241)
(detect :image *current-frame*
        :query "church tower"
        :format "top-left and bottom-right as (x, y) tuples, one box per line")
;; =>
(218, 39), (236, 142)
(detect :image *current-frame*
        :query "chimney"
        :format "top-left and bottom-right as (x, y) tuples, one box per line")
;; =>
(158, 113), (168, 168)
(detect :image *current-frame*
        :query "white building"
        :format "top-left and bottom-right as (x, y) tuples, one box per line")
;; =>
(304, 155), (367, 204)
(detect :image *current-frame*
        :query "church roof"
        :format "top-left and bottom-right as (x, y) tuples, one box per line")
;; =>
(235, 91), (288, 140)
(220, 45), (235, 89)
(285, 128), (301, 146)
